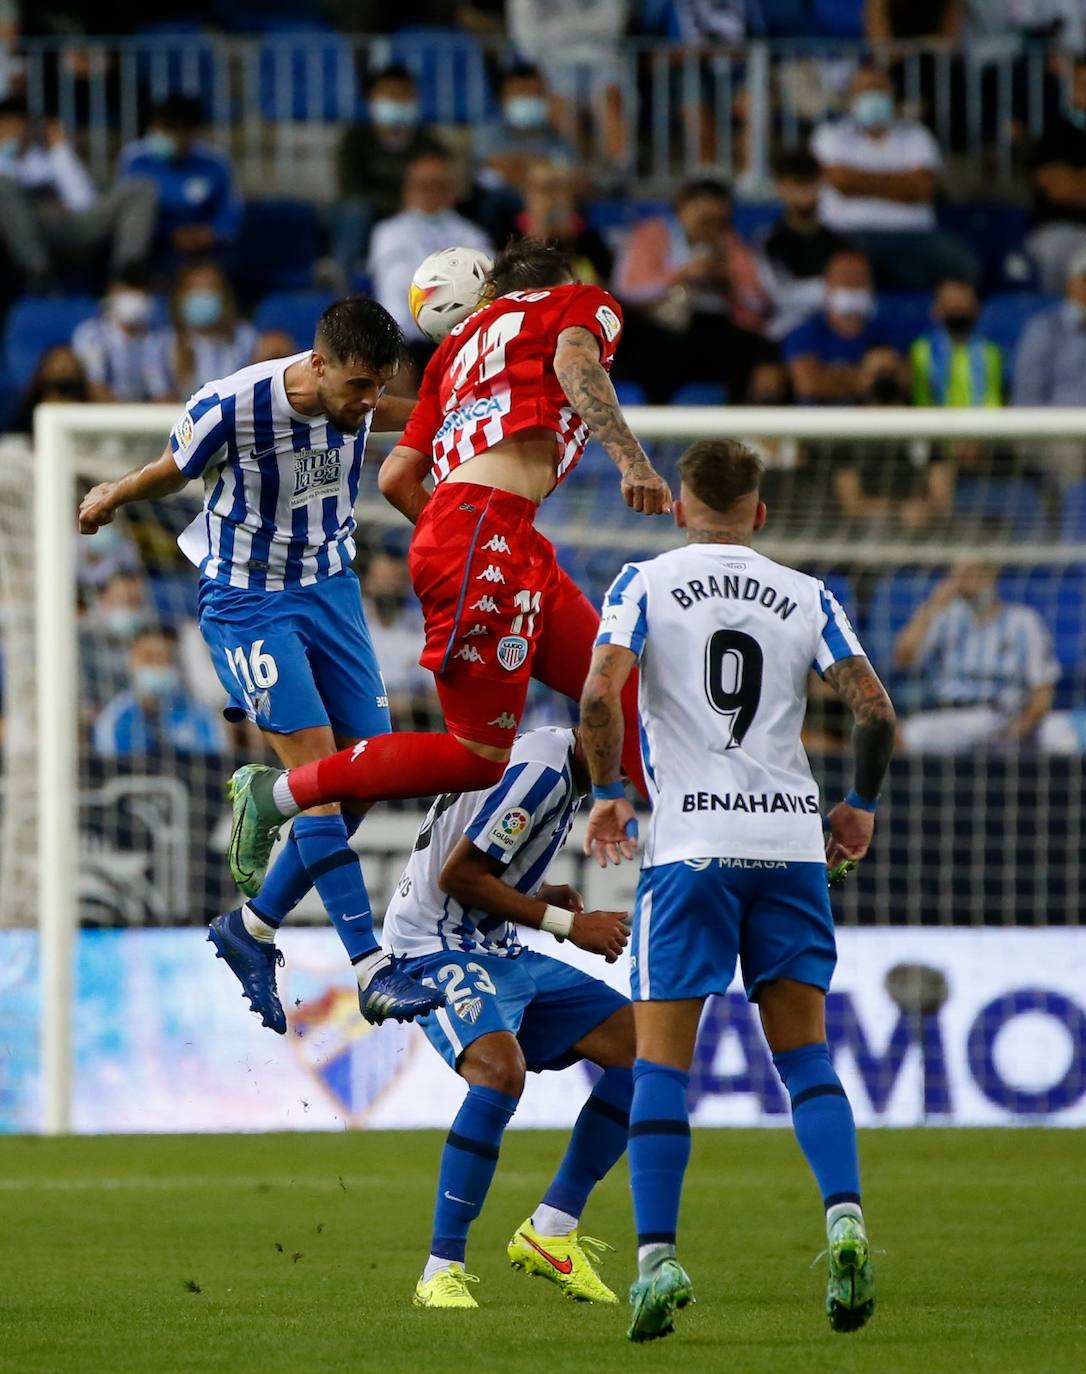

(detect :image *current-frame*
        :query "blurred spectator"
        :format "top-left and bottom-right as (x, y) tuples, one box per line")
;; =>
(782, 250), (885, 403)
(13, 344), (89, 434)
(71, 267), (159, 402)
(253, 329), (299, 364)
(513, 160), (612, 286)
(613, 176), (774, 403)
(118, 96), (239, 271)
(335, 65), (448, 278)
(368, 152), (492, 359)
(79, 569), (151, 718)
(810, 65), (977, 289)
(507, 3), (627, 168)
(93, 625), (224, 758)
(740, 361), (800, 476)
(76, 514), (141, 593)
(360, 551), (440, 729)
(1012, 246), (1086, 407)
(757, 148), (850, 340)
(145, 262), (256, 402)
(830, 345), (952, 533)
(0, 1), (19, 101)
(865, 0), (963, 41)
(1027, 52), (1086, 293)
(894, 563), (1059, 752)
(473, 64), (575, 192)
(910, 278), (1003, 406)
(0, 96), (156, 291)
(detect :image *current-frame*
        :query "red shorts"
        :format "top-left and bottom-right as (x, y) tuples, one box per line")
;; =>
(409, 481), (602, 747)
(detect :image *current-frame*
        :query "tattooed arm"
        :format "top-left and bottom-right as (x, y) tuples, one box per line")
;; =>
(553, 326), (672, 516)
(580, 642), (640, 867)
(822, 655), (897, 867)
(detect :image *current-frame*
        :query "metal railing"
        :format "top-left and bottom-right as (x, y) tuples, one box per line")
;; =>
(11, 34), (1071, 198)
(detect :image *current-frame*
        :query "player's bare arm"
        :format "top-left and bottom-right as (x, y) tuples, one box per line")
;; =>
(377, 443), (432, 525)
(370, 393), (416, 433)
(579, 642), (639, 868)
(822, 654), (897, 868)
(438, 836), (629, 961)
(552, 326), (672, 516)
(78, 448), (190, 533)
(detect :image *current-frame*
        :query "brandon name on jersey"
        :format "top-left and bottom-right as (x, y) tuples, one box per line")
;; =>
(383, 727), (582, 960)
(596, 544), (866, 868)
(169, 352), (372, 590)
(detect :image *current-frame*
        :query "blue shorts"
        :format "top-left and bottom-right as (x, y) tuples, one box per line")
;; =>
(403, 948), (629, 1073)
(631, 859), (837, 1003)
(197, 570), (391, 738)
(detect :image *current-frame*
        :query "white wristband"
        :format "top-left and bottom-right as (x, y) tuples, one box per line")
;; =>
(540, 904), (575, 940)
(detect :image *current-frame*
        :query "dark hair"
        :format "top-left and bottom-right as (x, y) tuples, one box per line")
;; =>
(0, 95), (28, 120)
(772, 147), (821, 181)
(133, 623), (177, 647)
(502, 62), (544, 86)
(676, 176), (731, 208)
(148, 94), (205, 130)
(678, 440), (764, 513)
(316, 296), (407, 370)
(366, 63), (415, 93)
(487, 238), (573, 297)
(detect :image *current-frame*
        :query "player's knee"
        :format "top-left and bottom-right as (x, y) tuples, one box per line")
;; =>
(460, 1036), (526, 1099)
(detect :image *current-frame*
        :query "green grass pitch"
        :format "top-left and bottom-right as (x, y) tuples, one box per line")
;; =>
(2, 1129), (1083, 1374)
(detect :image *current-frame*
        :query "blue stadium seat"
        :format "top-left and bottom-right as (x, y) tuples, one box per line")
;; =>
(1059, 481), (1086, 543)
(865, 567), (943, 683)
(585, 199), (669, 235)
(953, 477), (1047, 539)
(977, 292), (1057, 369)
(3, 296), (99, 390)
(258, 22), (360, 122)
(997, 564), (1086, 708)
(936, 203), (1033, 292)
(732, 202), (779, 242)
(671, 381), (727, 407)
(252, 291), (335, 350)
(232, 200), (325, 294)
(614, 379), (648, 408)
(134, 22), (219, 112)
(876, 291), (933, 352)
(389, 27), (494, 125)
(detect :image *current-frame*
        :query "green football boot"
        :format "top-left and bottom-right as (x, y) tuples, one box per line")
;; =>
(626, 1258), (694, 1343)
(825, 1215), (876, 1333)
(227, 763), (287, 897)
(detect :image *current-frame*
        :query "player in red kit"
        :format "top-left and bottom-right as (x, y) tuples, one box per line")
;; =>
(228, 240), (671, 894)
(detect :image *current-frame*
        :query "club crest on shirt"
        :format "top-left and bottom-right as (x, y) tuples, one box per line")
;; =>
(497, 635), (528, 671)
(290, 448), (341, 507)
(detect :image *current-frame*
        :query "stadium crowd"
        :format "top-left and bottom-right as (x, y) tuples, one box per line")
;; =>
(1, 4), (1086, 768)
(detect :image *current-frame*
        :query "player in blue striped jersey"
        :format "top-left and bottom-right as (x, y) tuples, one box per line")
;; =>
(78, 297), (444, 1029)
(382, 727), (634, 1310)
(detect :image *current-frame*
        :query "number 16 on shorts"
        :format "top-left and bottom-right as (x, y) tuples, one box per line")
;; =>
(226, 639), (279, 716)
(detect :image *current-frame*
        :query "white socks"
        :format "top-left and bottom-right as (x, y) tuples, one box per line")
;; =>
(272, 772), (301, 818)
(353, 948), (390, 989)
(826, 1201), (865, 1235)
(241, 904), (277, 943)
(422, 1255), (457, 1282)
(532, 1204), (578, 1236)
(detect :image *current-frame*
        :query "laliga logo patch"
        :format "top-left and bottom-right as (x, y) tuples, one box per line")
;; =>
(595, 304), (621, 341)
(490, 806), (529, 850)
(497, 635), (528, 672)
(173, 414), (194, 450)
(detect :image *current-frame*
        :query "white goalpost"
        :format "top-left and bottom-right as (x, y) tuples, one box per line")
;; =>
(29, 401), (1086, 1133)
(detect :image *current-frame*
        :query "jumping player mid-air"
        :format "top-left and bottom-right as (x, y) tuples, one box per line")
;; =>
(77, 298), (444, 1030)
(578, 440), (896, 1342)
(228, 238), (672, 894)
(382, 726), (633, 1311)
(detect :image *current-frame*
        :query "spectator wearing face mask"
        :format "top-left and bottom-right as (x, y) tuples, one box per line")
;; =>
(117, 95), (239, 270)
(471, 62), (575, 211)
(782, 250), (886, 403)
(78, 569), (153, 720)
(360, 550), (440, 730)
(144, 261), (256, 402)
(513, 159), (612, 286)
(1013, 245), (1086, 408)
(71, 267), (160, 402)
(1027, 52), (1086, 293)
(894, 562), (1060, 753)
(810, 65), (977, 289)
(910, 278), (1003, 407)
(92, 625), (224, 758)
(334, 65), (449, 277)
(13, 344), (89, 434)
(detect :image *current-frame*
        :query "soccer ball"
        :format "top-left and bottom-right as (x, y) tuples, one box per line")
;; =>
(409, 246), (492, 342)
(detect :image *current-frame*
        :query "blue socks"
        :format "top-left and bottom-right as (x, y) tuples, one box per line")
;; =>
(289, 814), (379, 963)
(628, 1059), (691, 1247)
(773, 1042), (861, 1209)
(431, 1085), (519, 1263)
(249, 812), (364, 931)
(539, 1066), (632, 1220)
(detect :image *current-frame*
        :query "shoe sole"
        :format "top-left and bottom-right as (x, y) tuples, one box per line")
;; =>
(207, 922), (286, 1035)
(827, 1236), (875, 1334)
(508, 1254), (617, 1304)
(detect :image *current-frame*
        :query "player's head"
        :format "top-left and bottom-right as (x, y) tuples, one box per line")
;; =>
(486, 238), (574, 298)
(675, 440), (767, 542)
(312, 296), (406, 433)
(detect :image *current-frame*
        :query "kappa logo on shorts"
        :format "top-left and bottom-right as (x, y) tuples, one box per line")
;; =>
(464, 624), (489, 637)
(454, 644), (485, 664)
(497, 635), (528, 672)
(476, 564), (506, 584)
(490, 806), (530, 850)
(482, 534), (512, 554)
(470, 595), (500, 613)
(488, 712), (518, 730)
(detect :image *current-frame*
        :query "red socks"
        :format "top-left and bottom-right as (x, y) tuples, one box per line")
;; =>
(286, 733), (506, 811)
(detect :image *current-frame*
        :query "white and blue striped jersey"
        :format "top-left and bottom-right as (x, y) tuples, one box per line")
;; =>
(383, 727), (582, 960)
(596, 543), (865, 866)
(918, 599), (1059, 713)
(170, 352), (372, 589)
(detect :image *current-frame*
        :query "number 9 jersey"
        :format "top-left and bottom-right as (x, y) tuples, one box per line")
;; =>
(596, 544), (866, 866)
(400, 282), (623, 486)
